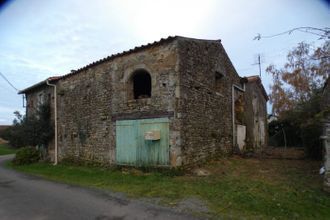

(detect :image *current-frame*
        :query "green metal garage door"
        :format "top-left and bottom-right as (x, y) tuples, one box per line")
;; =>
(116, 118), (169, 166)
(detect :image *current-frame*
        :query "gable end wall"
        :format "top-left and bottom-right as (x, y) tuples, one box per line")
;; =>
(177, 38), (241, 166)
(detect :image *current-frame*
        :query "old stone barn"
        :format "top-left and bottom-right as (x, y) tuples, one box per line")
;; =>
(19, 36), (268, 167)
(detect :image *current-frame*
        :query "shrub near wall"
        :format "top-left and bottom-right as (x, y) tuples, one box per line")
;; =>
(268, 91), (324, 159)
(4, 103), (53, 149)
(13, 147), (40, 165)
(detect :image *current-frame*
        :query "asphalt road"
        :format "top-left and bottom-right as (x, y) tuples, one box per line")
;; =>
(0, 155), (199, 220)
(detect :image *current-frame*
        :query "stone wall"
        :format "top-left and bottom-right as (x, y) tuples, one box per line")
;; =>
(56, 40), (182, 166)
(26, 85), (53, 118)
(323, 119), (330, 193)
(177, 38), (241, 166)
(56, 62), (113, 164)
(244, 81), (268, 152)
(322, 78), (330, 192)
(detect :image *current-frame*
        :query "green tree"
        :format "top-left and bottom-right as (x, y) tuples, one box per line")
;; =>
(4, 103), (54, 149)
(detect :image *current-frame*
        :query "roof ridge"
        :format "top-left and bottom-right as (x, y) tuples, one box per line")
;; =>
(19, 36), (223, 94)
(58, 36), (179, 81)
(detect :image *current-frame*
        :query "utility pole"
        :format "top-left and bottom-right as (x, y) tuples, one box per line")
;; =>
(258, 54), (261, 78)
(252, 54), (263, 79)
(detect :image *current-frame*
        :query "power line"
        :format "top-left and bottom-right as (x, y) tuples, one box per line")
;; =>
(0, 72), (19, 92)
(253, 26), (330, 41)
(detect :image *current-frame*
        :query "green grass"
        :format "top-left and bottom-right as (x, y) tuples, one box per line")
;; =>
(9, 157), (330, 219)
(0, 143), (17, 155)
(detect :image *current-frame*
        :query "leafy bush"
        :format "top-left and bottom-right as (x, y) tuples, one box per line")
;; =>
(301, 120), (323, 160)
(0, 127), (11, 141)
(268, 120), (302, 147)
(268, 90), (324, 159)
(13, 147), (40, 165)
(5, 103), (53, 148)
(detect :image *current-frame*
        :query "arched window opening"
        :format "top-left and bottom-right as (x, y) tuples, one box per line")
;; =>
(132, 70), (151, 99)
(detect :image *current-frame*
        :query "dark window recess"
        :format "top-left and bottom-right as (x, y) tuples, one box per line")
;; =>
(215, 71), (224, 80)
(133, 70), (152, 99)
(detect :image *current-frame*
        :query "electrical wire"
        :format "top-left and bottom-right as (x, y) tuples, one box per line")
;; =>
(254, 27), (330, 41)
(0, 72), (19, 92)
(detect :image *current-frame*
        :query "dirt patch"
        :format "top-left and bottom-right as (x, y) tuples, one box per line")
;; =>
(191, 168), (211, 176)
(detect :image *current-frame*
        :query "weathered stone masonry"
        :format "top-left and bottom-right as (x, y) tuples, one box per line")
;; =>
(20, 36), (265, 167)
(322, 77), (330, 192)
(56, 39), (180, 165)
(56, 63), (113, 164)
(178, 38), (241, 165)
(243, 76), (268, 152)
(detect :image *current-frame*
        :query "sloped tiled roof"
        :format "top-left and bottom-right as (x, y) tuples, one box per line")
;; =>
(18, 36), (179, 94)
(18, 76), (60, 94)
(57, 36), (178, 81)
(19, 36), (227, 95)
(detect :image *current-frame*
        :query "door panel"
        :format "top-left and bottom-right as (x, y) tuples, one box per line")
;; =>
(138, 118), (169, 166)
(116, 120), (137, 165)
(116, 118), (169, 166)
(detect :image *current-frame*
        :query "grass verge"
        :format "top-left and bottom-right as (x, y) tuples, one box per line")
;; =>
(9, 157), (330, 219)
(0, 143), (17, 155)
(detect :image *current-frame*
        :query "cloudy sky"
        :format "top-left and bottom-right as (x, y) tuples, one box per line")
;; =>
(0, 0), (329, 124)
